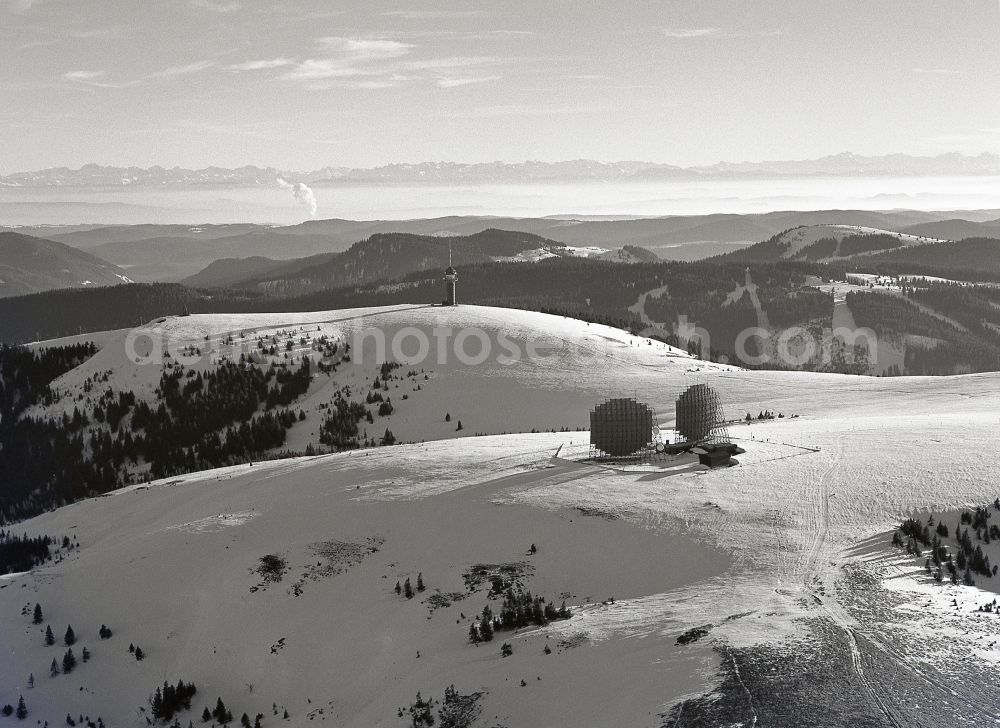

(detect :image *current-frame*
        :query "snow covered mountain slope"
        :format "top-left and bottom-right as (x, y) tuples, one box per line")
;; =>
(29, 305), (730, 452)
(8, 305), (1000, 725)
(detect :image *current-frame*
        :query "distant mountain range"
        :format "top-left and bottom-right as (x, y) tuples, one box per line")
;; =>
(6, 153), (1000, 188)
(0, 231), (132, 297)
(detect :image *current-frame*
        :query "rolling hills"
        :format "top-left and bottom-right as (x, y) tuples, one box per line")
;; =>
(13, 209), (981, 282)
(180, 230), (642, 294)
(0, 231), (131, 297)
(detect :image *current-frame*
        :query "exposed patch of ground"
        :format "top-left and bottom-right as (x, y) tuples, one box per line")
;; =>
(675, 624), (712, 646)
(250, 553), (288, 592)
(462, 562), (534, 597)
(424, 591), (469, 612)
(290, 535), (385, 596)
(575, 506), (619, 520)
(661, 623), (894, 727)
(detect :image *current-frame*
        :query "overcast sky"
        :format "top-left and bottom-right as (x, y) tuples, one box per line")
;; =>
(2, 0), (1000, 172)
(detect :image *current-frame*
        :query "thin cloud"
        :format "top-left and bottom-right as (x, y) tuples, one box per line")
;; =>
(315, 37), (414, 61)
(913, 67), (962, 75)
(344, 80), (397, 89)
(190, 0), (241, 12)
(148, 61), (216, 79)
(278, 36), (510, 90)
(59, 61), (215, 88)
(663, 27), (782, 39)
(436, 76), (500, 88)
(448, 103), (606, 119)
(281, 37), (415, 82)
(63, 70), (105, 80)
(401, 55), (502, 71)
(382, 10), (482, 19)
(228, 57), (295, 71)
(663, 27), (721, 38)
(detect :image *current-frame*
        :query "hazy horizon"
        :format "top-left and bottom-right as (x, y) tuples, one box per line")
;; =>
(5, 174), (1000, 225)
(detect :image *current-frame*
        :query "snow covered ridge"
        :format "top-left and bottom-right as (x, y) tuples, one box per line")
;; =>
(110, 305), (712, 372)
(492, 244), (610, 262)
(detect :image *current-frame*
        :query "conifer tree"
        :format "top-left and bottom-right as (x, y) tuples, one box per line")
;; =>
(64, 625), (76, 646)
(62, 648), (76, 674)
(416, 573), (425, 592)
(394, 581), (401, 595)
(50, 658), (59, 677)
(404, 578), (414, 599)
(152, 689), (164, 720)
(479, 607), (494, 641)
(45, 625), (55, 646)
(15, 696), (26, 720)
(32, 604), (43, 624)
(202, 708), (211, 723)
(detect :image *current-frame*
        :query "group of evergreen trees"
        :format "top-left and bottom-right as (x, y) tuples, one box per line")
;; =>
(318, 393), (369, 449)
(400, 686), (483, 728)
(203, 698), (233, 725)
(468, 589), (571, 643)
(1, 696), (27, 720)
(894, 507), (1000, 585)
(64, 714), (106, 728)
(150, 680), (197, 722)
(0, 343), (320, 522)
(0, 343), (109, 523)
(394, 573), (426, 600)
(0, 531), (62, 575)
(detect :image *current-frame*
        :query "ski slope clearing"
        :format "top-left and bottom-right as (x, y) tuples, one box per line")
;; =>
(9, 305), (1000, 725)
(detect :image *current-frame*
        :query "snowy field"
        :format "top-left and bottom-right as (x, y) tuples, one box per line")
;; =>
(7, 305), (1000, 726)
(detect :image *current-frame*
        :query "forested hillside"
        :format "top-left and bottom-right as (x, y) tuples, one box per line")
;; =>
(207, 229), (581, 294)
(0, 231), (131, 297)
(0, 258), (836, 366)
(846, 290), (1000, 374)
(865, 238), (1000, 280)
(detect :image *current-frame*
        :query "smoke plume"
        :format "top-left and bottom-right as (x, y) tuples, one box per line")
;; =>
(277, 177), (317, 217)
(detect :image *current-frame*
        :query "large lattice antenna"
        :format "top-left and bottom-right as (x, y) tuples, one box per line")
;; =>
(675, 383), (729, 445)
